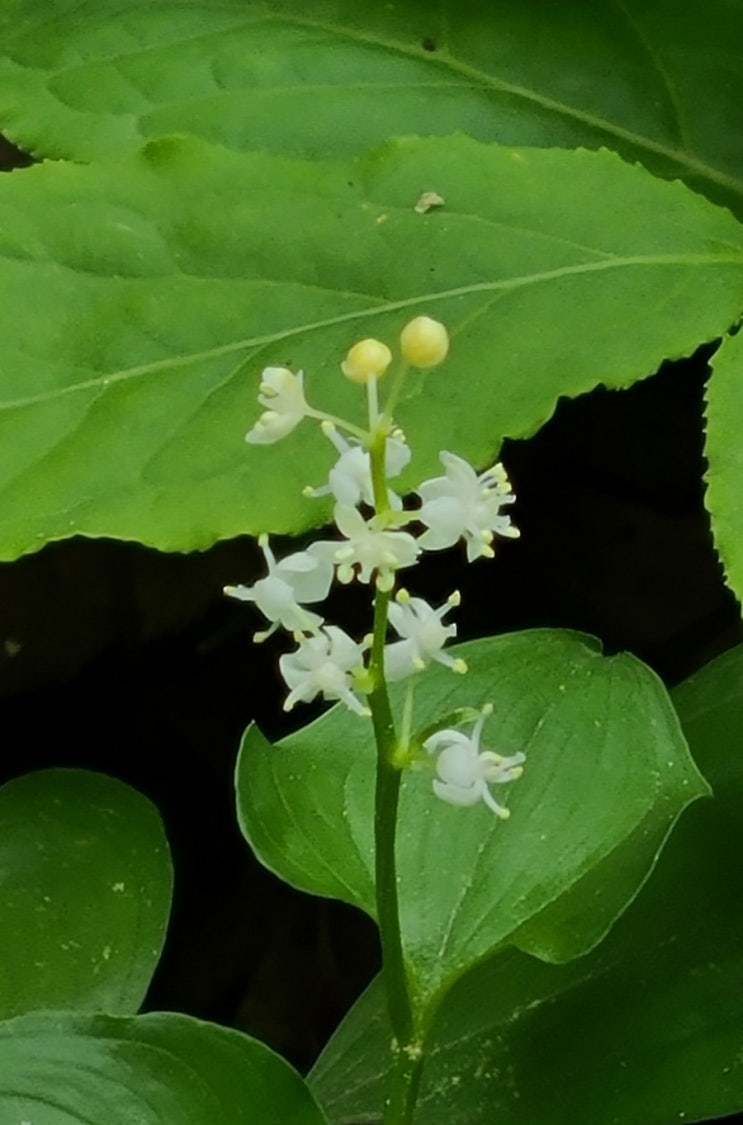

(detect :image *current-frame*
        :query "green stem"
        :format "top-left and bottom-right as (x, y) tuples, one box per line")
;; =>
(367, 427), (424, 1124)
(368, 594), (423, 1124)
(381, 360), (410, 422)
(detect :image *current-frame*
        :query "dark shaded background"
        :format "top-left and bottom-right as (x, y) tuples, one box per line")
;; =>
(2, 132), (741, 1119)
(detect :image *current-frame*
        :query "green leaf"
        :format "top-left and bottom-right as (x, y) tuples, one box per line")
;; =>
(309, 644), (743, 1125)
(0, 135), (742, 561)
(704, 327), (743, 603)
(1, 0), (741, 213)
(236, 630), (708, 1012)
(0, 769), (172, 1019)
(0, 1009), (329, 1124)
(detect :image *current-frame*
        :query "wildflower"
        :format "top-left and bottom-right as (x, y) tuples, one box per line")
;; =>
(315, 504), (419, 591)
(245, 367), (309, 444)
(416, 451), (519, 562)
(224, 535), (333, 640)
(280, 626), (370, 715)
(341, 338), (392, 383)
(400, 316), (449, 368)
(384, 590), (466, 681)
(305, 424), (411, 509)
(424, 709), (525, 817)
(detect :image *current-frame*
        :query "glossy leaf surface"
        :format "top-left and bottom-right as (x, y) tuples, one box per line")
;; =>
(0, 1010), (328, 1124)
(0, 769), (171, 1019)
(309, 644), (743, 1124)
(237, 630), (707, 1010)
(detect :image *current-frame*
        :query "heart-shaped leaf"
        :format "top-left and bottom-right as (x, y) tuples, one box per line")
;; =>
(0, 135), (741, 561)
(0, 1009), (328, 1124)
(0, 769), (171, 1019)
(1, 0), (741, 214)
(236, 630), (708, 1011)
(308, 644), (743, 1125)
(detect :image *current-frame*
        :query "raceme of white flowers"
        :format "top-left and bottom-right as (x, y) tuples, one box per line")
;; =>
(228, 316), (525, 816)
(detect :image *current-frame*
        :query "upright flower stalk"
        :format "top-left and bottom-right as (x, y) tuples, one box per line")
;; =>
(366, 407), (422, 1123)
(228, 315), (525, 1124)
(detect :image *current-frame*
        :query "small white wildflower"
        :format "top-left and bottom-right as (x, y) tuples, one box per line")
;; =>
(384, 590), (466, 681)
(424, 709), (525, 817)
(305, 424), (411, 509)
(280, 626), (370, 715)
(416, 451), (519, 562)
(314, 504), (420, 591)
(245, 367), (309, 444)
(224, 535), (333, 640)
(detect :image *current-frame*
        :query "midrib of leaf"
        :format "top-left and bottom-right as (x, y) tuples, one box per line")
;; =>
(2, 251), (740, 412)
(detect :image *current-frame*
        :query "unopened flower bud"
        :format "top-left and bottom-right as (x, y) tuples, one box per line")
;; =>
(400, 316), (449, 368)
(341, 338), (392, 383)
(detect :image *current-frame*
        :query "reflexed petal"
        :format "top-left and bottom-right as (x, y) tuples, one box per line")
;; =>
(277, 551), (334, 604)
(433, 779), (483, 807)
(245, 409), (302, 444)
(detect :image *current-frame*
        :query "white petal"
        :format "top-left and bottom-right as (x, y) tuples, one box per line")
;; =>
(258, 367), (307, 414)
(435, 743), (481, 788)
(383, 639), (419, 682)
(385, 437), (412, 478)
(433, 779), (482, 807)
(223, 584), (256, 603)
(277, 550), (334, 604)
(328, 447), (373, 506)
(423, 729), (471, 755)
(245, 409), (303, 445)
(418, 496), (467, 545)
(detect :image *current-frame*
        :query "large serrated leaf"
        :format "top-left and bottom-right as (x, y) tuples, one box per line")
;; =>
(308, 644), (743, 1125)
(0, 0), (741, 214)
(0, 135), (741, 560)
(704, 328), (743, 603)
(236, 630), (708, 1013)
(0, 769), (172, 1020)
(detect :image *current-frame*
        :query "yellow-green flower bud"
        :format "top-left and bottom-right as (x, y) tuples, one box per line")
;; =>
(400, 316), (449, 368)
(341, 338), (392, 383)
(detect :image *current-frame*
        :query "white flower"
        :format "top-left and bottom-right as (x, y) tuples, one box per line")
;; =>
(314, 504), (420, 591)
(424, 710), (525, 817)
(384, 590), (466, 681)
(306, 425), (411, 509)
(245, 367), (309, 444)
(224, 534), (333, 640)
(280, 626), (370, 715)
(416, 451), (520, 562)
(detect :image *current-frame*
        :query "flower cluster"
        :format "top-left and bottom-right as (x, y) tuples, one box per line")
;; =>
(227, 317), (524, 815)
